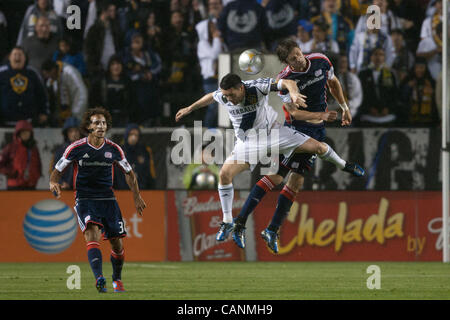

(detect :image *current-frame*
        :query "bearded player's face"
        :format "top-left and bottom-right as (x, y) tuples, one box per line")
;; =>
(88, 114), (107, 138)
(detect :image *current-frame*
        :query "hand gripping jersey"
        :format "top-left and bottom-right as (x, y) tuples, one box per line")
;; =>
(55, 137), (132, 200)
(212, 78), (279, 141)
(277, 53), (335, 128)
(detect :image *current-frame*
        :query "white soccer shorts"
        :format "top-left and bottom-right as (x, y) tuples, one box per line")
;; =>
(225, 121), (311, 171)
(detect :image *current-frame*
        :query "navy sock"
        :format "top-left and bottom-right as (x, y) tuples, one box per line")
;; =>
(110, 249), (125, 281)
(268, 185), (296, 232)
(87, 241), (103, 279)
(236, 176), (275, 224)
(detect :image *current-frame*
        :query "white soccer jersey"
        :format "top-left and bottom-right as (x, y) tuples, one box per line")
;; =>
(212, 78), (279, 141)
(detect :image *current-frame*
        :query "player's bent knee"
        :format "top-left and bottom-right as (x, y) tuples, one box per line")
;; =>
(219, 169), (232, 185)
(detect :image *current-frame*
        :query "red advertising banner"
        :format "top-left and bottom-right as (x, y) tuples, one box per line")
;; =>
(0, 191), (166, 262)
(167, 190), (246, 261)
(253, 191), (442, 261)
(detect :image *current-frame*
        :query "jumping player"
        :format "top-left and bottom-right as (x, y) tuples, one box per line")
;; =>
(49, 107), (146, 293)
(232, 39), (364, 253)
(175, 73), (362, 242)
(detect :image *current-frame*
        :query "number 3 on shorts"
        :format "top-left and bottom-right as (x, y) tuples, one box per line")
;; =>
(118, 221), (125, 234)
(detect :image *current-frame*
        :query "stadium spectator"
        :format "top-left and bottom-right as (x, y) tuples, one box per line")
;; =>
(262, 0), (298, 51)
(94, 54), (133, 127)
(0, 47), (50, 127)
(121, 32), (162, 126)
(52, 37), (87, 76)
(171, 0), (204, 32)
(388, 0), (422, 50)
(390, 29), (414, 84)
(41, 59), (88, 125)
(398, 57), (439, 127)
(357, 47), (399, 126)
(142, 11), (164, 55)
(124, 0), (159, 45)
(296, 0), (322, 21)
(52, 0), (72, 20)
(416, 22), (442, 81)
(161, 10), (201, 125)
(196, 0), (224, 128)
(22, 16), (59, 73)
(344, 0), (371, 24)
(114, 123), (156, 190)
(0, 10), (8, 62)
(16, 0), (63, 46)
(420, 0), (442, 39)
(302, 20), (340, 55)
(310, 0), (355, 54)
(349, 27), (395, 73)
(327, 54), (362, 122)
(84, 1), (123, 78)
(50, 117), (81, 190)
(217, 0), (269, 52)
(0, 120), (42, 190)
(296, 20), (313, 52)
(354, 0), (402, 35)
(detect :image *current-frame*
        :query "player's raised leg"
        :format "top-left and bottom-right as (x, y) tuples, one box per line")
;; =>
(110, 238), (125, 292)
(294, 138), (364, 177)
(84, 223), (106, 293)
(216, 161), (249, 241)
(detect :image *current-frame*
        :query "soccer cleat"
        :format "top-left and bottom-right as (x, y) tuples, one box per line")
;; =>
(112, 280), (125, 292)
(216, 222), (234, 241)
(343, 162), (365, 177)
(232, 221), (246, 249)
(261, 228), (279, 254)
(96, 276), (107, 293)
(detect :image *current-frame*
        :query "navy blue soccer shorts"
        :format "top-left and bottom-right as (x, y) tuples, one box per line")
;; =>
(74, 199), (127, 240)
(277, 121), (326, 177)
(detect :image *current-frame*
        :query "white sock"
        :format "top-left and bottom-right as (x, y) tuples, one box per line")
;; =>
(218, 183), (234, 223)
(318, 143), (346, 169)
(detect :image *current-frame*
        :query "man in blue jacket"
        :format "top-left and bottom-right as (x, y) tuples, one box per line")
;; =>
(0, 46), (50, 127)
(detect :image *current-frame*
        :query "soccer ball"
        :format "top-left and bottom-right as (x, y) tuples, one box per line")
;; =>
(238, 49), (264, 75)
(194, 172), (216, 190)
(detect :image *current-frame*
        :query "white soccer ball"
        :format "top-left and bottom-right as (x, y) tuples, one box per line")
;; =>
(238, 49), (264, 75)
(194, 172), (216, 189)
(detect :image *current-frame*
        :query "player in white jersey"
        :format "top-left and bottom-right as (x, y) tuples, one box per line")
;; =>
(176, 73), (355, 240)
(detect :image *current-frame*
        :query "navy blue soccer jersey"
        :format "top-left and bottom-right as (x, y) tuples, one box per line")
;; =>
(277, 53), (334, 128)
(55, 137), (132, 199)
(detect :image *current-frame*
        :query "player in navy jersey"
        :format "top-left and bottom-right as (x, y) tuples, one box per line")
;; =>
(176, 72), (362, 245)
(49, 107), (146, 293)
(232, 39), (365, 253)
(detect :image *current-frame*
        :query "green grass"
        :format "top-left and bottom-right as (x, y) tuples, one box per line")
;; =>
(0, 262), (449, 300)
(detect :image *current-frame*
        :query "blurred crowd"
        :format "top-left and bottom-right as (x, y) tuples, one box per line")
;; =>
(0, 0), (446, 189)
(0, 0), (446, 129)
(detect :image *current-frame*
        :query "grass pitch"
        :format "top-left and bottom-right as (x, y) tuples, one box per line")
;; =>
(0, 262), (449, 300)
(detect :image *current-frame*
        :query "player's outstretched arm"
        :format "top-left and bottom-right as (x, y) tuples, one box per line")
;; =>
(175, 92), (215, 122)
(285, 103), (338, 122)
(327, 76), (352, 126)
(49, 169), (62, 198)
(279, 79), (307, 108)
(125, 170), (146, 216)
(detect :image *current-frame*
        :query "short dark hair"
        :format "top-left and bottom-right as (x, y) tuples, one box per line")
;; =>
(80, 107), (113, 135)
(276, 39), (299, 63)
(41, 59), (57, 72)
(219, 73), (242, 90)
